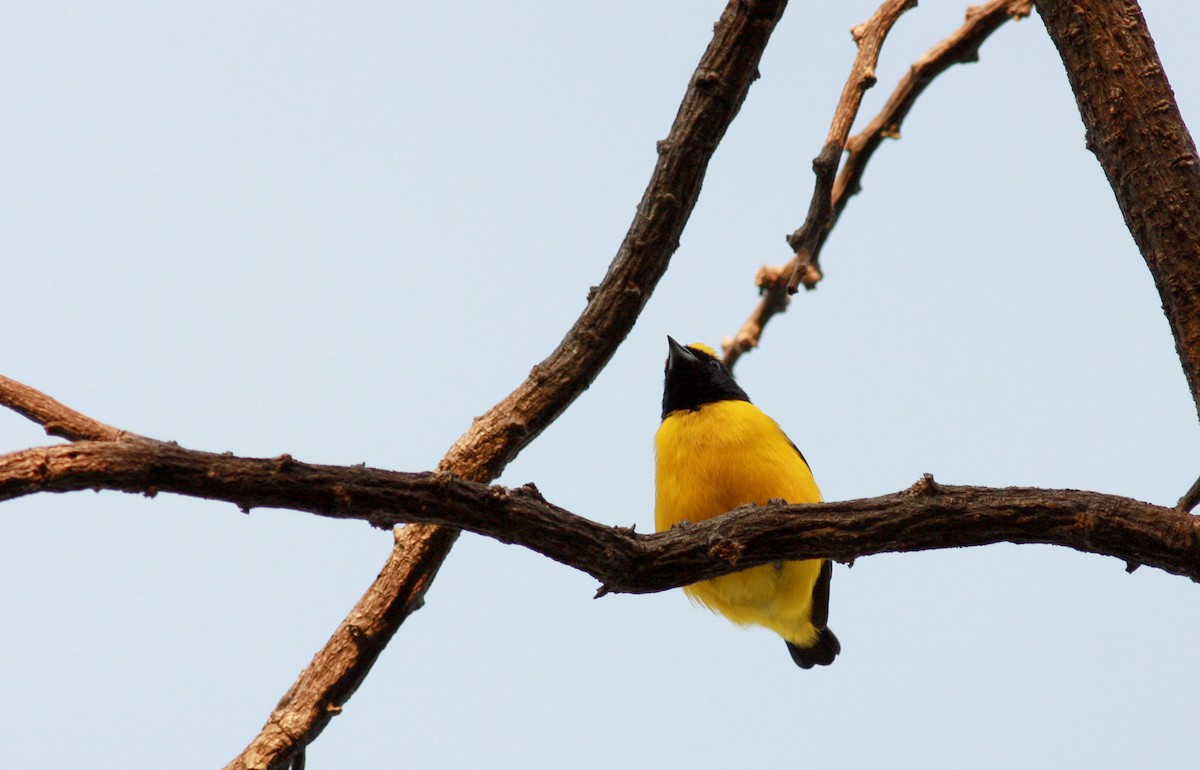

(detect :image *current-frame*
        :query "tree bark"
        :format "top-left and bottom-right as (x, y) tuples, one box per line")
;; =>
(1037, 0), (1200, 420)
(4, 442), (1198, 587)
(220, 1), (791, 767)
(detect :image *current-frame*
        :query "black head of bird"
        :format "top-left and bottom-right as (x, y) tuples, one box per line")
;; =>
(662, 336), (749, 419)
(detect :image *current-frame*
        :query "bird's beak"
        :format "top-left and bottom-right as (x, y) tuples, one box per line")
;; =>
(666, 336), (698, 371)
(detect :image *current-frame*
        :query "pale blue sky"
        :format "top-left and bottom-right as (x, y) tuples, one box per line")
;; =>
(3, 2), (1199, 768)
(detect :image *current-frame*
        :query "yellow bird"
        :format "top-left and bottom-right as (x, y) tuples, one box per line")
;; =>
(654, 336), (839, 668)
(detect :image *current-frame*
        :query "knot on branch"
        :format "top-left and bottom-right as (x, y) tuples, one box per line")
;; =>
(517, 481), (546, 503)
(755, 264), (789, 290)
(332, 484), (353, 513)
(909, 473), (940, 496)
(693, 69), (722, 91)
(1005, 0), (1034, 21)
(797, 262), (822, 289)
(708, 538), (745, 566)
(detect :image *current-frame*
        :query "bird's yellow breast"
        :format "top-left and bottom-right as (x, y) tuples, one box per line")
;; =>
(655, 399), (821, 528)
(654, 399), (823, 644)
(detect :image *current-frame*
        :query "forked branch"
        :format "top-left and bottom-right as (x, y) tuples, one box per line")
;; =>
(724, 0), (1034, 366)
(0, 5), (792, 767)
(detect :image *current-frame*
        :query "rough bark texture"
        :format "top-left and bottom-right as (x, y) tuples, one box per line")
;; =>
(4, 443), (1198, 585)
(1037, 0), (1200, 420)
(834, 0), (1034, 236)
(0, 374), (128, 442)
(2, 2), (1199, 767)
(724, 0), (1033, 367)
(219, 1), (791, 767)
(784, 0), (917, 292)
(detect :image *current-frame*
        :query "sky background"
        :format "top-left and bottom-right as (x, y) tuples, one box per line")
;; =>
(3, 2), (1199, 768)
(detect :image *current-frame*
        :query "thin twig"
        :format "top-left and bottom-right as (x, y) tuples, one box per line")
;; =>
(0, 374), (129, 442)
(786, 0), (916, 292)
(723, 0), (1034, 367)
(1177, 473), (1200, 512)
(832, 0), (1034, 229)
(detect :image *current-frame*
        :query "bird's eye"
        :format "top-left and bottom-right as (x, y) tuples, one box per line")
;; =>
(709, 359), (723, 370)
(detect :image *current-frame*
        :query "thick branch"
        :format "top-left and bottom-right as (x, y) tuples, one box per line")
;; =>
(5, 443), (1198, 585)
(437, 0), (788, 481)
(1037, 0), (1200, 422)
(724, 0), (1033, 367)
(224, 2), (791, 768)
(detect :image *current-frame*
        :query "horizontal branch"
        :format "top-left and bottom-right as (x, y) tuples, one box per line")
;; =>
(5, 441), (1198, 588)
(223, 2), (796, 766)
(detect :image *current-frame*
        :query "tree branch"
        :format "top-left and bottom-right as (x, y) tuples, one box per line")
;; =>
(219, 1), (792, 767)
(724, 0), (1034, 367)
(0, 3), (791, 760)
(1178, 473), (1200, 513)
(785, 0), (915, 293)
(4, 443), (1198, 586)
(1037, 0), (1200, 422)
(0, 374), (129, 442)
(833, 0), (1034, 239)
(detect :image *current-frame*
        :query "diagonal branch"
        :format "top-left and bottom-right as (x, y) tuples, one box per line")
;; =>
(1177, 473), (1200, 513)
(1036, 0), (1200, 424)
(0, 374), (129, 442)
(724, 0), (1034, 367)
(832, 0), (1034, 236)
(785, 0), (916, 293)
(222, 2), (791, 768)
(4, 442), (1198, 586)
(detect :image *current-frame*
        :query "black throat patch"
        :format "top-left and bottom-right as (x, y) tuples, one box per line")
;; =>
(661, 337), (750, 419)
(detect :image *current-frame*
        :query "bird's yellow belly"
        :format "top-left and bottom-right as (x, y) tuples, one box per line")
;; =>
(654, 400), (823, 646)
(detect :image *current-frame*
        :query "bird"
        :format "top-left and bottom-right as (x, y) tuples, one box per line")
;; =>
(654, 336), (839, 668)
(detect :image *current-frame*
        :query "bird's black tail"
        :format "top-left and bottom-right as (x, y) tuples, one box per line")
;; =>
(786, 627), (841, 669)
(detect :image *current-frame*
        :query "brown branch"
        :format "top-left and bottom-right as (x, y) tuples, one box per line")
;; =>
(1178, 473), (1200, 513)
(723, 0), (1033, 367)
(785, 0), (915, 292)
(1036, 0), (1200, 423)
(223, 2), (791, 768)
(0, 375), (129, 442)
(4, 443), (1198, 586)
(833, 0), (1034, 235)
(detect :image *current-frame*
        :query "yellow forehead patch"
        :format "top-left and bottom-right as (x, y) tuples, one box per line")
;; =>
(688, 342), (718, 358)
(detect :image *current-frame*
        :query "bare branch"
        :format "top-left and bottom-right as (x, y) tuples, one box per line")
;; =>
(4, 442), (1198, 586)
(833, 0), (1033, 232)
(724, 0), (1033, 367)
(1177, 473), (1200, 513)
(224, 2), (792, 767)
(0, 375), (129, 442)
(785, 0), (915, 293)
(1037, 0), (1200, 422)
